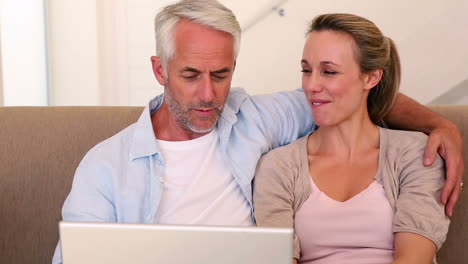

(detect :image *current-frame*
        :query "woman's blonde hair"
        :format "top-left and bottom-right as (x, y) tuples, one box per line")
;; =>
(309, 13), (401, 124)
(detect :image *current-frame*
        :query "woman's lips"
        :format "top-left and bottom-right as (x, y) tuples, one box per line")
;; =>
(310, 99), (330, 107)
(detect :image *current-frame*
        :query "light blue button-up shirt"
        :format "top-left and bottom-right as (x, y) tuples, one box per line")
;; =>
(52, 88), (315, 263)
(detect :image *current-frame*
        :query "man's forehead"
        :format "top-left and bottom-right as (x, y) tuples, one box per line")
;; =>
(173, 20), (234, 54)
(168, 22), (235, 73)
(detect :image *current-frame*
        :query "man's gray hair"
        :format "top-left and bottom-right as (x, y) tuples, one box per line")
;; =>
(154, 0), (241, 76)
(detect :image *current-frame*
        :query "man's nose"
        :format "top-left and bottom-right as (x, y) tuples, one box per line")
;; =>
(198, 76), (215, 102)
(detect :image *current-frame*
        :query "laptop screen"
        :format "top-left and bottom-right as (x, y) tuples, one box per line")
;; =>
(59, 221), (293, 264)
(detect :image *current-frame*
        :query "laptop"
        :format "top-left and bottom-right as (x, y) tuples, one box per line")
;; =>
(59, 221), (293, 264)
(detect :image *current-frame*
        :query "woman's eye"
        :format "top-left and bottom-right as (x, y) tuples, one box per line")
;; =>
(301, 69), (311, 73)
(324, 71), (337, 75)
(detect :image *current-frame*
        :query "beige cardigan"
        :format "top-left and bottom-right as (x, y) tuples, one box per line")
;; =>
(253, 127), (450, 261)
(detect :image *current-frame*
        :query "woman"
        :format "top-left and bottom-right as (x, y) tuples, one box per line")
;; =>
(253, 13), (449, 264)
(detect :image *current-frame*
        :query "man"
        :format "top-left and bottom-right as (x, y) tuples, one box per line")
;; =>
(52, 0), (463, 263)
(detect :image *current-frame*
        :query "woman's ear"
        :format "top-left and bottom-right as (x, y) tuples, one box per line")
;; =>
(364, 69), (383, 90)
(151, 56), (167, 86)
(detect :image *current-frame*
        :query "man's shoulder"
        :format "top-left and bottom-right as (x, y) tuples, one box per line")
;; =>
(228, 87), (249, 96)
(81, 123), (137, 164)
(226, 87), (304, 102)
(225, 87), (249, 108)
(225, 87), (305, 114)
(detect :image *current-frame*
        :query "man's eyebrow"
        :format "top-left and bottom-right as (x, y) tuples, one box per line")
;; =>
(180, 67), (201, 73)
(211, 68), (231, 74)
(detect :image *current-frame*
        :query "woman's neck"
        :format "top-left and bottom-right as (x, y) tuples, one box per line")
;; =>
(308, 115), (380, 162)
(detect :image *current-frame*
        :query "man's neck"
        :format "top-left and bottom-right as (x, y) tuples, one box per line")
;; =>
(151, 103), (210, 141)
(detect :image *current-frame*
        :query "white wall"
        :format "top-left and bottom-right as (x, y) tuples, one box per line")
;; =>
(97, 0), (131, 106)
(45, 0), (468, 106)
(124, 0), (175, 105)
(0, 35), (3, 106)
(233, 0), (468, 104)
(123, 0), (285, 106)
(0, 0), (3, 105)
(47, 0), (100, 105)
(0, 0), (48, 106)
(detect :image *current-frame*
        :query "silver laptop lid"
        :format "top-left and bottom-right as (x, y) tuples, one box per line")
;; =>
(59, 221), (293, 264)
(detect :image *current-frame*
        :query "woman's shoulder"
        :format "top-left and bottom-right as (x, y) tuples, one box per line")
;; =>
(379, 127), (444, 171)
(259, 134), (309, 166)
(380, 127), (428, 151)
(254, 134), (310, 209)
(255, 134), (309, 186)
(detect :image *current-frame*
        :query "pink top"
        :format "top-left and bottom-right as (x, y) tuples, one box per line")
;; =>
(294, 177), (394, 264)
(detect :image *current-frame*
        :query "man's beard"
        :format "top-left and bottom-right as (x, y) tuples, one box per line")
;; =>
(164, 88), (223, 134)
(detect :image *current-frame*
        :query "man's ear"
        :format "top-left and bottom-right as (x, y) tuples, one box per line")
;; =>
(151, 56), (167, 86)
(364, 69), (383, 90)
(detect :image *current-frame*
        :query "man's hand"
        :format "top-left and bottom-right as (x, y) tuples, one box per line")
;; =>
(383, 93), (464, 216)
(423, 122), (464, 217)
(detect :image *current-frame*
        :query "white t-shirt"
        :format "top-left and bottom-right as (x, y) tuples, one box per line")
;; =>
(156, 129), (253, 226)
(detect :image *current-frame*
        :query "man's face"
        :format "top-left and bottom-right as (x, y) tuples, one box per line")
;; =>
(153, 20), (236, 135)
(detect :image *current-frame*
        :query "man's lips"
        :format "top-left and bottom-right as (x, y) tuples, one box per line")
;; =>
(193, 108), (216, 116)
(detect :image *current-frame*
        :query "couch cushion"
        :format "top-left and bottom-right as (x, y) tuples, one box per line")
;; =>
(0, 107), (142, 264)
(0, 105), (466, 264)
(430, 106), (468, 264)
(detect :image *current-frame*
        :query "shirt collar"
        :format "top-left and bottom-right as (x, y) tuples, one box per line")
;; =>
(128, 94), (164, 160)
(128, 91), (239, 161)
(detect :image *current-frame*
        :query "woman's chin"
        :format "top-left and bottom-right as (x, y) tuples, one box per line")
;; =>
(313, 117), (335, 128)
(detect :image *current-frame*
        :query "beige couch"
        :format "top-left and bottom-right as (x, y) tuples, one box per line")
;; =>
(0, 106), (466, 263)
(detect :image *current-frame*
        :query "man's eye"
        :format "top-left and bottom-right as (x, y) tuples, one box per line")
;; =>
(182, 75), (197, 79)
(212, 75), (228, 80)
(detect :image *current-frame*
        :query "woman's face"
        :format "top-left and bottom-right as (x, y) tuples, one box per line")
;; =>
(301, 30), (374, 127)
